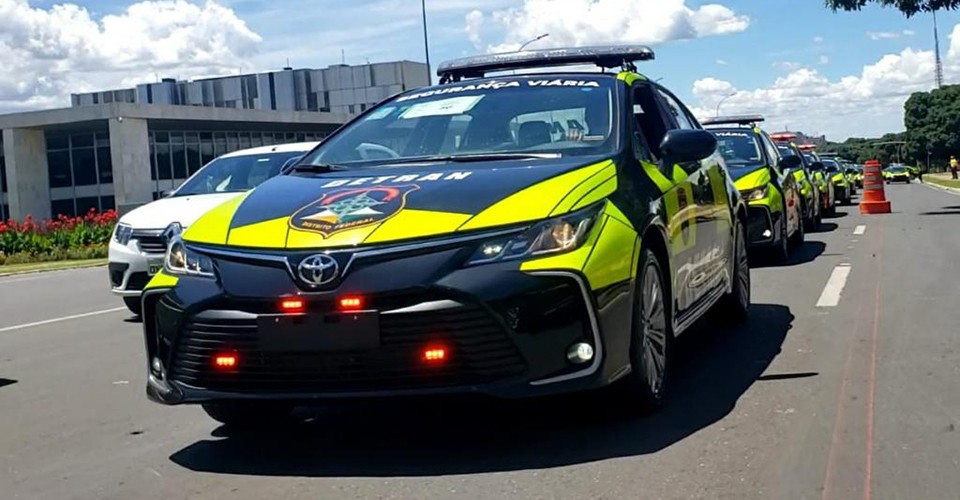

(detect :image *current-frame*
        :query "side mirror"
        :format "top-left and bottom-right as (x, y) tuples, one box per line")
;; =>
(660, 129), (717, 166)
(779, 155), (802, 171)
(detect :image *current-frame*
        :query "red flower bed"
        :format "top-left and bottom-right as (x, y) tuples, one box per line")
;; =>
(0, 209), (117, 259)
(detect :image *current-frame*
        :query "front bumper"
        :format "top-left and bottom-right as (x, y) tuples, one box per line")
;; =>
(745, 203), (780, 246)
(108, 234), (166, 296)
(142, 240), (635, 404)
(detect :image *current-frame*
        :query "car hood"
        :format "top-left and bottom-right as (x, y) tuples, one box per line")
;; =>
(118, 192), (244, 230)
(730, 165), (770, 189)
(183, 156), (618, 249)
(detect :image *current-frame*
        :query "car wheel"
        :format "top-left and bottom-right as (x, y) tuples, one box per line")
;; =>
(720, 220), (750, 323)
(771, 211), (790, 261)
(616, 248), (672, 415)
(202, 402), (294, 427)
(789, 207), (805, 248)
(123, 297), (142, 317)
(803, 200), (817, 232)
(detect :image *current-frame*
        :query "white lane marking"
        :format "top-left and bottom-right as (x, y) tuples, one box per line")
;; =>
(854, 225), (866, 235)
(817, 265), (853, 308)
(0, 307), (126, 333)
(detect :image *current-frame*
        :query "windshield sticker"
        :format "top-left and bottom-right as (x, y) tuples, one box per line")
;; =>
(290, 185), (419, 237)
(400, 96), (483, 119)
(320, 171), (472, 188)
(396, 79), (603, 102)
(366, 106), (396, 120)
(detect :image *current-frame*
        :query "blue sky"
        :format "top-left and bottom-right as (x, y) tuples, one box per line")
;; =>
(13, 0), (960, 139)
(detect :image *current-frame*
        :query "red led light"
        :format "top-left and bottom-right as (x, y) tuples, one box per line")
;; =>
(280, 299), (304, 312)
(214, 354), (238, 369)
(339, 296), (363, 310)
(423, 347), (447, 362)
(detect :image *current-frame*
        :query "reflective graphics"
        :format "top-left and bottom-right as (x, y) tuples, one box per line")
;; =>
(182, 192), (250, 245)
(290, 185), (420, 237)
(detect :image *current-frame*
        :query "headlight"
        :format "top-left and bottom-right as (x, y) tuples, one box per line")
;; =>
(466, 203), (603, 266)
(742, 186), (768, 201)
(113, 224), (133, 245)
(163, 227), (215, 278)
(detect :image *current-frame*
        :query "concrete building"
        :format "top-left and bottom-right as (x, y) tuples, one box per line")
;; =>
(0, 61), (429, 220)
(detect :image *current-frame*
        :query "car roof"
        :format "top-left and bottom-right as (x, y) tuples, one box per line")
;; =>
(219, 141), (320, 159)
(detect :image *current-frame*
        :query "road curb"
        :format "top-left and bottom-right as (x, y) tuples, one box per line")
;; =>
(0, 260), (107, 278)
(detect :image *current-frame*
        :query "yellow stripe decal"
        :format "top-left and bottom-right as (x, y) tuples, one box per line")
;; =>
(571, 175), (618, 211)
(459, 161), (612, 231)
(364, 209), (472, 244)
(227, 217), (290, 248)
(183, 192), (250, 245)
(549, 161), (616, 215)
(642, 161), (674, 193)
(144, 271), (178, 291)
(581, 217), (638, 290)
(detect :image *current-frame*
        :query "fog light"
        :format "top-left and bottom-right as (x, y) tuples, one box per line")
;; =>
(150, 357), (163, 376)
(567, 342), (594, 364)
(762, 229), (772, 238)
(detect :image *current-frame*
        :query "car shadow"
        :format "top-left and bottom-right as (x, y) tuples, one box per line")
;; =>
(814, 222), (838, 233)
(749, 241), (825, 269)
(823, 210), (850, 219)
(919, 210), (960, 216)
(0, 378), (18, 390)
(169, 303), (794, 477)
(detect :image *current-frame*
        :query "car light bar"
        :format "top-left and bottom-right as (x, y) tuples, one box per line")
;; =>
(437, 45), (655, 82)
(769, 132), (798, 142)
(701, 114), (765, 127)
(797, 144), (817, 151)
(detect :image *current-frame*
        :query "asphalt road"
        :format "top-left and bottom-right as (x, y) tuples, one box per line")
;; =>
(1, 183), (958, 500)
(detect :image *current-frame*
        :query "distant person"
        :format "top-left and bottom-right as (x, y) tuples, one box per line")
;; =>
(951, 156), (959, 179)
(917, 166), (924, 183)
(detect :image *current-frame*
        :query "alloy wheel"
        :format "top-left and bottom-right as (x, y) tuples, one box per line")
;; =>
(640, 264), (668, 396)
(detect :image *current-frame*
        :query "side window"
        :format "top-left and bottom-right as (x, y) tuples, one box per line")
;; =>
(631, 84), (668, 162)
(656, 89), (696, 130)
(759, 133), (781, 173)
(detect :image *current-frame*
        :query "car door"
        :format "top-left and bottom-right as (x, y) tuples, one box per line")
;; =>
(654, 86), (731, 304)
(629, 82), (708, 316)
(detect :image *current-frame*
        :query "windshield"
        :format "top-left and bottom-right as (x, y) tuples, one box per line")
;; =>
(174, 151), (306, 197)
(714, 130), (765, 175)
(299, 77), (618, 169)
(888, 166), (906, 173)
(822, 159), (840, 172)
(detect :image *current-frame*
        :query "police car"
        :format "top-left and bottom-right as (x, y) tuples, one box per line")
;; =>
(139, 46), (749, 425)
(108, 142), (318, 315)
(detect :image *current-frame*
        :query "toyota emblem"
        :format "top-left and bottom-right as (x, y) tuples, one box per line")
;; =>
(297, 254), (339, 287)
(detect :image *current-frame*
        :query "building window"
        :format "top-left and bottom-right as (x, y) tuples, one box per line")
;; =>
(171, 142), (187, 179)
(71, 147), (97, 186)
(47, 150), (72, 189)
(156, 143), (173, 180)
(75, 196), (100, 214)
(97, 145), (112, 184)
(51, 199), (75, 217)
(100, 196), (115, 211)
(187, 142), (201, 175)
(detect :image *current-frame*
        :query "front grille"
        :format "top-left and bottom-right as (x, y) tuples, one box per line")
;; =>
(167, 304), (527, 393)
(134, 232), (167, 254)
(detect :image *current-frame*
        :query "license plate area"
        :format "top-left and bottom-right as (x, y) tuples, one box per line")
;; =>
(258, 312), (380, 352)
(147, 260), (163, 276)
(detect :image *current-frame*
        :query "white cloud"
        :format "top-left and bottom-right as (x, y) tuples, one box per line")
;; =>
(819, 55), (830, 65)
(813, 36), (824, 43)
(465, 10), (485, 48)
(691, 42), (944, 139)
(465, 0), (749, 53)
(0, 0), (261, 113)
(773, 61), (803, 72)
(867, 29), (915, 40)
(716, 59), (729, 65)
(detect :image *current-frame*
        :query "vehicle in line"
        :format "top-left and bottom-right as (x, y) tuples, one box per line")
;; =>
(780, 139), (835, 217)
(703, 115), (806, 259)
(884, 165), (912, 183)
(820, 158), (853, 205)
(109, 142), (319, 315)
(138, 45), (751, 426)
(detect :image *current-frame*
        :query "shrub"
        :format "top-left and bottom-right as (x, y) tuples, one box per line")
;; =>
(0, 209), (117, 263)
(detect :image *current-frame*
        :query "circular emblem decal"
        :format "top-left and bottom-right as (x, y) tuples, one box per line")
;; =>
(297, 254), (339, 287)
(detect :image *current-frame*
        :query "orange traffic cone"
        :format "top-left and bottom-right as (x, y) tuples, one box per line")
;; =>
(860, 159), (891, 214)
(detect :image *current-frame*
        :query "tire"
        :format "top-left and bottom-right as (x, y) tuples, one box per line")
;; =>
(123, 297), (142, 317)
(771, 210), (790, 261)
(719, 220), (750, 323)
(803, 200), (817, 232)
(789, 207), (805, 248)
(616, 248), (672, 415)
(202, 401), (294, 427)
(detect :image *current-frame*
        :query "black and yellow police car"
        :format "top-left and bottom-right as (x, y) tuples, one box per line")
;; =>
(140, 46), (750, 425)
(702, 115), (805, 260)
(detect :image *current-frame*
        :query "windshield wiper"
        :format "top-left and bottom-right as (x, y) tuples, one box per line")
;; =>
(288, 163), (348, 174)
(368, 152), (562, 166)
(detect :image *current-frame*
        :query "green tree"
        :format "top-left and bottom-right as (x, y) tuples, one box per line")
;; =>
(825, 0), (960, 16)
(904, 85), (960, 170)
